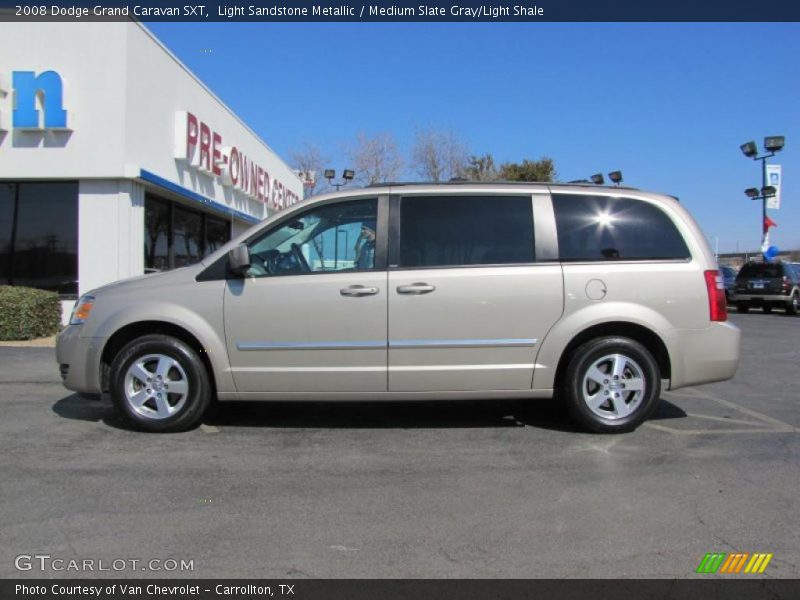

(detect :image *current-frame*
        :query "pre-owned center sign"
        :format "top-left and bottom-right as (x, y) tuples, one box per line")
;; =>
(174, 111), (300, 211)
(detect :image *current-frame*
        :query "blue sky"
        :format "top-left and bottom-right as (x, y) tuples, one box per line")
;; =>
(148, 22), (800, 253)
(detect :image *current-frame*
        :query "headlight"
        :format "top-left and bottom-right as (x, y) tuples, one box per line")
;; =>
(69, 295), (96, 325)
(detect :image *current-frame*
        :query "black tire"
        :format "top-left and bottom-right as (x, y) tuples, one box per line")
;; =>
(787, 293), (800, 316)
(108, 334), (211, 432)
(763, 305), (773, 314)
(562, 336), (661, 433)
(736, 303), (749, 314)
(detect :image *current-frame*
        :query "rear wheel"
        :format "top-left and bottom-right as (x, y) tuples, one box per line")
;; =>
(763, 305), (773, 314)
(562, 336), (661, 433)
(788, 293), (800, 316)
(736, 303), (749, 313)
(109, 334), (211, 432)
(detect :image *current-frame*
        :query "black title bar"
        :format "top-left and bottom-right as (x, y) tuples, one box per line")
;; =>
(2, 0), (800, 22)
(4, 579), (800, 600)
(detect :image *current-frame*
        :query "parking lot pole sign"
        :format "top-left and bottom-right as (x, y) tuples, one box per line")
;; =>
(765, 164), (782, 210)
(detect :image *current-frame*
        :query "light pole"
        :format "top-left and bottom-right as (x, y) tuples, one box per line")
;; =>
(740, 136), (785, 256)
(324, 168), (355, 192)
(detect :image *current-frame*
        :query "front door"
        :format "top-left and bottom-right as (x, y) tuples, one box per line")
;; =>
(224, 197), (388, 394)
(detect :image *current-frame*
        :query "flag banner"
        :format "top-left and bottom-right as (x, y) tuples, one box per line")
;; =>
(765, 164), (782, 210)
(2, 0), (800, 22)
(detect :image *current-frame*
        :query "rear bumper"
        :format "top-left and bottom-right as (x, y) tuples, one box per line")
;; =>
(55, 326), (104, 394)
(669, 321), (740, 390)
(732, 293), (791, 304)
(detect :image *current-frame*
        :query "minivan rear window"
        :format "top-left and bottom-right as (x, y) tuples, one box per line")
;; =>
(552, 194), (691, 262)
(399, 195), (534, 268)
(738, 263), (783, 278)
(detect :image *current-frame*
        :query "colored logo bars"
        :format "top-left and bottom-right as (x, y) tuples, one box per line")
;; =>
(696, 552), (773, 574)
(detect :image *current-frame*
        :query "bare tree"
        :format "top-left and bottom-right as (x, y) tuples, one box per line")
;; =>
(463, 153), (498, 181)
(348, 132), (403, 186)
(290, 142), (327, 196)
(410, 128), (469, 182)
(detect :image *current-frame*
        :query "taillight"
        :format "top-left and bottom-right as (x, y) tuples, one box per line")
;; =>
(704, 270), (727, 322)
(782, 276), (790, 292)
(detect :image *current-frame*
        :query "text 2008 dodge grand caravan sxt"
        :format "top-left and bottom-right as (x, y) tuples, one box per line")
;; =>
(57, 183), (740, 433)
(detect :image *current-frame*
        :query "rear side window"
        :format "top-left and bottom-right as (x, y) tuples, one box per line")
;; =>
(399, 196), (534, 268)
(552, 194), (691, 262)
(738, 263), (783, 278)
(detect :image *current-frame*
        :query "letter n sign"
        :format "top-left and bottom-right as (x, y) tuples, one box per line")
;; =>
(12, 70), (69, 130)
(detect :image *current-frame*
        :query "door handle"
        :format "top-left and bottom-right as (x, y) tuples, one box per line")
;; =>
(396, 283), (436, 295)
(340, 285), (379, 297)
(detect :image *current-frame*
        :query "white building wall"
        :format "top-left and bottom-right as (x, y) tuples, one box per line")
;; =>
(78, 179), (145, 295)
(0, 22), (128, 178)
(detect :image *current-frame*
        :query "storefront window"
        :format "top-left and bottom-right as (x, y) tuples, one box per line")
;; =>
(173, 206), (203, 268)
(144, 194), (231, 272)
(144, 196), (170, 272)
(0, 183), (13, 284)
(0, 182), (78, 296)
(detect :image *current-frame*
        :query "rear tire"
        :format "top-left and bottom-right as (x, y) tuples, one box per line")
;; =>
(736, 303), (749, 313)
(787, 293), (799, 316)
(109, 334), (211, 432)
(763, 305), (773, 314)
(562, 336), (661, 433)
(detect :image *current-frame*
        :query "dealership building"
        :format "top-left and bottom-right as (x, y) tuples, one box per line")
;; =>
(0, 21), (302, 321)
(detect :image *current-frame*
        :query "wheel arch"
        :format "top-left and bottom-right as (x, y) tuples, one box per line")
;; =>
(100, 321), (217, 395)
(552, 321), (671, 393)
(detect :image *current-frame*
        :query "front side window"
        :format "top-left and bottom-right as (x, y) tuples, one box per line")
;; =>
(246, 198), (378, 277)
(399, 195), (534, 268)
(552, 194), (691, 262)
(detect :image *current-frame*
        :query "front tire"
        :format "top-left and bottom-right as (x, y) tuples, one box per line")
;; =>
(109, 334), (211, 432)
(562, 337), (661, 433)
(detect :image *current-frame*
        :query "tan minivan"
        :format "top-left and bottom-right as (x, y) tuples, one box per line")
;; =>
(56, 182), (740, 433)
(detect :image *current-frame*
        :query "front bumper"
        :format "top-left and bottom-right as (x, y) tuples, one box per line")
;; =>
(669, 321), (740, 390)
(55, 326), (105, 394)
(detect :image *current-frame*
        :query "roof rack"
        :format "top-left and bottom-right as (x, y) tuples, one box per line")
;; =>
(365, 180), (640, 191)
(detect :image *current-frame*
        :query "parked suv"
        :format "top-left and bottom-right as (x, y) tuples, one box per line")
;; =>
(733, 261), (800, 315)
(56, 183), (740, 433)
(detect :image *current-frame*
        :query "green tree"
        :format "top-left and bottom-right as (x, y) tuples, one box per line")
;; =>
(498, 157), (556, 182)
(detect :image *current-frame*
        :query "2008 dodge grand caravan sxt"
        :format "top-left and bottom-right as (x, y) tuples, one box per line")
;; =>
(57, 182), (740, 433)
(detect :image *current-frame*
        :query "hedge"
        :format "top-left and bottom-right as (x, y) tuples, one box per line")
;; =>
(0, 286), (62, 340)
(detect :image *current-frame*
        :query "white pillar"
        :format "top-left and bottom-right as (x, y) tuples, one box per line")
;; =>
(78, 179), (145, 296)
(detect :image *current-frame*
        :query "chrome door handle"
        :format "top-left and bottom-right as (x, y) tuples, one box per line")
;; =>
(396, 283), (436, 295)
(340, 285), (379, 297)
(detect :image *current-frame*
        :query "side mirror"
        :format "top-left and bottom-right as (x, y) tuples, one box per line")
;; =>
(228, 244), (251, 276)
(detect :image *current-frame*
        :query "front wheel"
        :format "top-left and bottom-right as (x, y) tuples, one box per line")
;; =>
(109, 334), (211, 432)
(562, 337), (661, 433)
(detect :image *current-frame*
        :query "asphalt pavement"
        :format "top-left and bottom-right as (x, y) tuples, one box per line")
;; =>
(0, 312), (798, 578)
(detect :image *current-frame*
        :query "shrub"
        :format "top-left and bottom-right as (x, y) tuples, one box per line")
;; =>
(0, 286), (62, 340)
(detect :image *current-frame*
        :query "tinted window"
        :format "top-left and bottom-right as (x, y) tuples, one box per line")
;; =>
(173, 206), (203, 268)
(247, 199), (378, 277)
(144, 196), (170, 271)
(737, 263), (783, 278)
(0, 183), (13, 283)
(399, 196), (534, 268)
(553, 194), (690, 262)
(145, 195), (231, 272)
(2, 182), (78, 295)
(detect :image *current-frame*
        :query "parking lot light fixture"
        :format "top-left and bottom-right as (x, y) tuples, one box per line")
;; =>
(325, 168), (356, 191)
(590, 173), (605, 185)
(744, 188), (760, 199)
(764, 136), (785, 153)
(608, 171), (623, 185)
(761, 186), (776, 197)
(740, 141), (758, 158)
